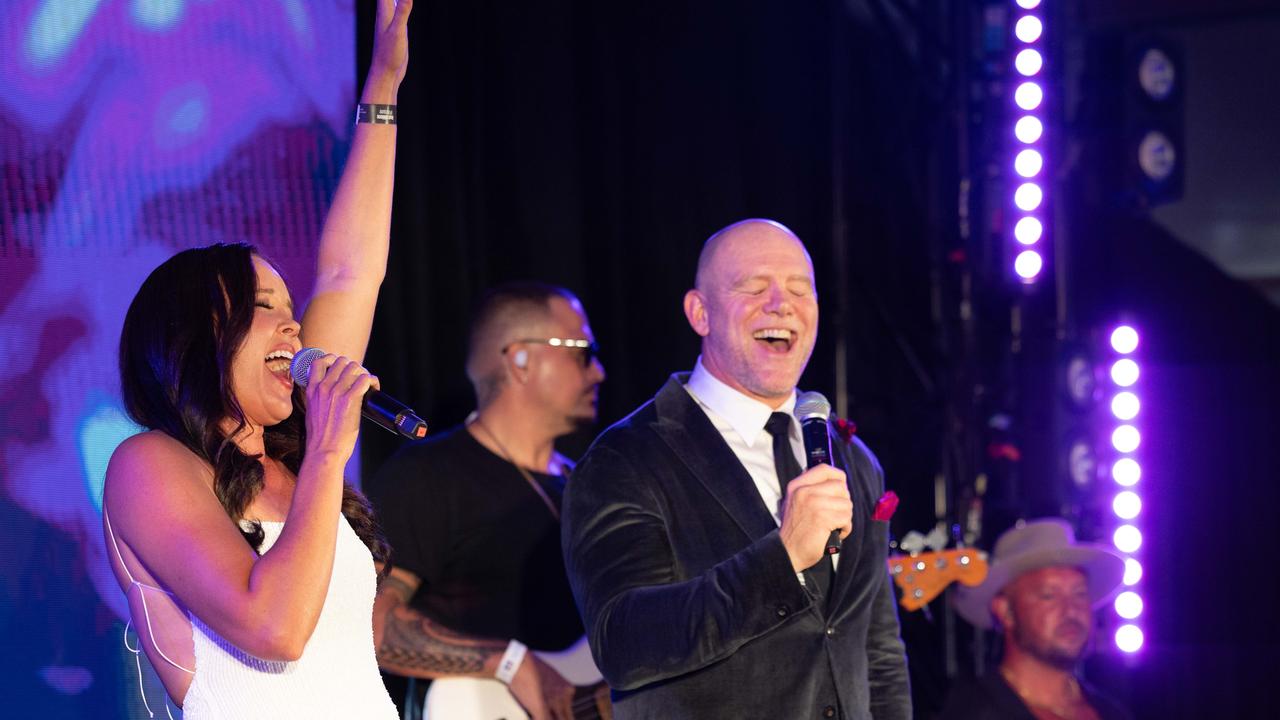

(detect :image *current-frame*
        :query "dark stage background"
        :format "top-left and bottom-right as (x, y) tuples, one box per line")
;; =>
(360, 1), (1280, 718)
(359, 0), (944, 469)
(0, 0), (1276, 717)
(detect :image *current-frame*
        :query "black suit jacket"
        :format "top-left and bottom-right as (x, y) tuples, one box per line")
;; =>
(562, 375), (912, 719)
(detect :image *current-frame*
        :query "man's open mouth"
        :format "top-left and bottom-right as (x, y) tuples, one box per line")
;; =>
(753, 328), (795, 353)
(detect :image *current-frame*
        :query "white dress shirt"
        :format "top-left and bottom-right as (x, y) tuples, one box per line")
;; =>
(684, 357), (838, 578)
(684, 357), (803, 525)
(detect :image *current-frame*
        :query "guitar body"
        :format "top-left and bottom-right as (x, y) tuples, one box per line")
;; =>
(424, 636), (605, 720)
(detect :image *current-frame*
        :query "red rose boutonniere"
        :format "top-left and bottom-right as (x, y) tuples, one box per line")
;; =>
(872, 490), (899, 522)
(833, 417), (857, 443)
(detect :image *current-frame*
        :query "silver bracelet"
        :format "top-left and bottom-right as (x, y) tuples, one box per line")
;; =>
(355, 103), (397, 125)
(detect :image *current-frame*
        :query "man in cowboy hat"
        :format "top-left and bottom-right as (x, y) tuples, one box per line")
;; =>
(939, 518), (1133, 720)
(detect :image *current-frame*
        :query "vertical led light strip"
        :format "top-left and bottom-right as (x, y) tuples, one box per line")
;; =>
(1011, 0), (1047, 283)
(1108, 324), (1144, 653)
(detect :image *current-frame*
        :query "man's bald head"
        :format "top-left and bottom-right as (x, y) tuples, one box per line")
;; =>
(694, 219), (811, 293)
(683, 218), (818, 407)
(466, 282), (582, 408)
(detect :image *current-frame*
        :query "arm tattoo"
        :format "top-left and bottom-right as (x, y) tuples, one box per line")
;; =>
(375, 576), (504, 677)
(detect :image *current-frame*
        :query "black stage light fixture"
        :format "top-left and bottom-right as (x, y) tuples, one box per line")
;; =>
(1126, 37), (1185, 208)
(1060, 344), (1101, 413)
(1065, 430), (1101, 492)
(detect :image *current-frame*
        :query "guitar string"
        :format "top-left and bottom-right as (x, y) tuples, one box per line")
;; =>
(570, 690), (603, 719)
(565, 682), (607, 718)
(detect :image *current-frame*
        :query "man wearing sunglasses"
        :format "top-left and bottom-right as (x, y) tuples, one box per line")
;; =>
(370, 282), (608, 720)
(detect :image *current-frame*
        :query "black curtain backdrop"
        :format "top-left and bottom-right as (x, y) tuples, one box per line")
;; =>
(358, 0), (945, 517)
(354, 1), (1280, 717)
(357, 0), (950, 711)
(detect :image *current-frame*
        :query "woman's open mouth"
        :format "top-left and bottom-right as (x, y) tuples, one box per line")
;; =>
(265, 349), (295, 386)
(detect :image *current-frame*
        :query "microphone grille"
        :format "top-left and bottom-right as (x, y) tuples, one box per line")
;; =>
(290, 347), (326, 387)
(796, 391), (831, 422)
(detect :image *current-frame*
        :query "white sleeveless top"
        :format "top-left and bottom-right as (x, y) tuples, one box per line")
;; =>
(178, 516), (398, 719)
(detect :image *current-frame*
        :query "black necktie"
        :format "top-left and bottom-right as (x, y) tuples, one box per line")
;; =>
(765, 412), (833, 599)
(766, 412), (804, 493)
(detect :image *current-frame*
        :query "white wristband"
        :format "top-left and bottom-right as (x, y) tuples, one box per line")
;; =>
(495, 639), (527, 685)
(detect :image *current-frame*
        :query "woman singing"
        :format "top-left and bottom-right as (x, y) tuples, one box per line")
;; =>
(102, 1), (412, 715)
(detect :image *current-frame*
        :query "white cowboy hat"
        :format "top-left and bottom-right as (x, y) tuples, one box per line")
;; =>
(952, 518), (1126, 630)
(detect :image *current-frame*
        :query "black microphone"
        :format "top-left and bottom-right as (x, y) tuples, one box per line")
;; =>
(796, 391), (841, 556)
(290, 347), (428, 440)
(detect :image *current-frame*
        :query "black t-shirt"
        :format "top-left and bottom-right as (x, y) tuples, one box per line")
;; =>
(368, 426), (584, 652)
(938, 671), (1134, 720)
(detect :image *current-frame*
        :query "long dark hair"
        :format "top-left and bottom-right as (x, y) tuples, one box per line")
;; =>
(119, 243), (388, 565)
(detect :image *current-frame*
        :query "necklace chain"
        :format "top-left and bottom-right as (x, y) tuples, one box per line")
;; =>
(470, 417), (561, 521)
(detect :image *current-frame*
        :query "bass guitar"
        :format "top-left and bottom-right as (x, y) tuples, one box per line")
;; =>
(887, 525), (990, 613)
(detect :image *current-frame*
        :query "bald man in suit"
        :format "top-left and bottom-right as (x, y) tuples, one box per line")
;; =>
(562, 219), (911, 719)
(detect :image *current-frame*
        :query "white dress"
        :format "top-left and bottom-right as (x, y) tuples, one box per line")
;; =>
(177, 516), (398, 719)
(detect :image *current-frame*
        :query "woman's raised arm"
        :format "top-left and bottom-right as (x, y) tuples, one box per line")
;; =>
(302, 0), (412, 364)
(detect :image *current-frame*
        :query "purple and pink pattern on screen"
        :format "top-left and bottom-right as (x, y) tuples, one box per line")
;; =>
(0, 1), (353, 708)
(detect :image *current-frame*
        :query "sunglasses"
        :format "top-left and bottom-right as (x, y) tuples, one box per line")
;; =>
(504, 337), (600, 368)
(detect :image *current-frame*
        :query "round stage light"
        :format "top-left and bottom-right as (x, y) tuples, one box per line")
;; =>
(1015, 82), (1043, 111)
(1112, 425), (1141, 453)
(1138, 130), (1178, 182)
(1113, 491), (1142, 520)
(1015, 116), (1043, 143)
(1016, 0), (1042, 9)
(1015, 48), (1043, 76)
(1111, 325), (1139, 354)
(1124, 558), (1143, 586)
(1111, 358), (1140, 387)
(1112, 458), (1141, 486)
(1114, 524), (1143, 553)
(1014, 250), (1043, 280)
(1015, 149), (1043, 177)
(1116, 624), (1144, 653)
(1063, 353), (1098, 408)
(1111, 392), (1140, 420)
(1115, 591), (1144, 619)
(1138, 47), (1176, 101)
(1014, 182), (1043, 211)
(1014, 16), (1043, 44)
(1014, 216), (1043, 245)
(1068, 440), (1099, 490)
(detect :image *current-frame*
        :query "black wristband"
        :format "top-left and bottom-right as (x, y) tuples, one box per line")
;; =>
(356, 103), (397, 125)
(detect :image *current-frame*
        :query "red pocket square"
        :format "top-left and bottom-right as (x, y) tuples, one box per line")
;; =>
(872, 490), (899, 522)
(834, 417), (857, 442)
